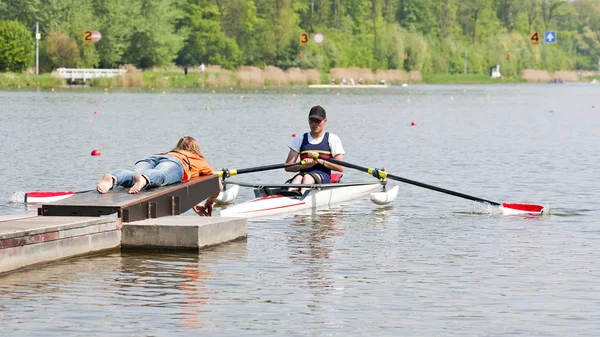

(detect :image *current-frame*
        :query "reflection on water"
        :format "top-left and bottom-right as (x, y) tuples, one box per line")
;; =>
(116, 253), (214, 330)
(287, 211), (346, 295)
(0, 241), (248, 335)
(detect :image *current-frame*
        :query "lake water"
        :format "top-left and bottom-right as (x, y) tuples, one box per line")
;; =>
(1, 84), (599, 336)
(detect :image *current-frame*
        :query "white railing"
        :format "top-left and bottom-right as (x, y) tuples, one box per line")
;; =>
(54, 68), (128, 82)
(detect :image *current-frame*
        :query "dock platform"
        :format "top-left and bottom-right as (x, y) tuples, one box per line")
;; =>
(0, 214), (121, 274)
(1, 175), (247, 275)
(38, 175), (219, 222)
(0, 214), (247, 275)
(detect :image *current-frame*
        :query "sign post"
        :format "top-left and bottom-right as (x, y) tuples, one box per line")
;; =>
(299, 32), (308, 47)
(84, 30), (102, 44)
(84, 31), (92, 44)
(35, 22), (39, 75)
(530, 32), (540, 45)
(313, 33), (324, 45)
(544, 31), (556, 43)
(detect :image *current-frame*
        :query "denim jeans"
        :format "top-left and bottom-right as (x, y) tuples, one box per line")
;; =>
(111, 154), (184, 189)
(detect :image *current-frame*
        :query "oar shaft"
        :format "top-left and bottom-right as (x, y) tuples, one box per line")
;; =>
(383, 172), (501, 206)
(321, 157), (501, 206)
(235, 162), (297, 175)
(218, 162), (304, 178)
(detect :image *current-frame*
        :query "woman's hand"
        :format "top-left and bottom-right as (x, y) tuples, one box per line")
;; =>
(194, 201), (213, 216)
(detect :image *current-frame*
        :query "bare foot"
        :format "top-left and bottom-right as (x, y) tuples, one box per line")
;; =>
(129, 174), (148, 194)
(97, 174), (114, 194)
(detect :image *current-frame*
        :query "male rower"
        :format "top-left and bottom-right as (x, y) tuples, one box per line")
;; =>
(285, 105), (345, 193)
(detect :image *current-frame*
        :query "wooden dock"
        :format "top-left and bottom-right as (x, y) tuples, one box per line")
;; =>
(0, 214), (247, 275)
(0, 175), (250, 275)
(38, 175), (219, 222)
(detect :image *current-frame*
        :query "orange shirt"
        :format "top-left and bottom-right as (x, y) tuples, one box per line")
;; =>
(167, 150), (213, 182)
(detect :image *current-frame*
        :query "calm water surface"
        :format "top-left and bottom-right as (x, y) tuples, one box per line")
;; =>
(1, 84), (599, 336)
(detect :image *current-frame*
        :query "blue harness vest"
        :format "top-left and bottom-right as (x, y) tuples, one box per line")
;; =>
(299, 132), (332, 177)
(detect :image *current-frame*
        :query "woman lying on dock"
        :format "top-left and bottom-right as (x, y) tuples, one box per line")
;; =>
(96, 136), (215, 195)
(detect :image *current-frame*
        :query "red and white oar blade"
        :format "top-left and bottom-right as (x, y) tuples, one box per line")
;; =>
(25, 191), (76, 203)
(501, 203), (547, 215)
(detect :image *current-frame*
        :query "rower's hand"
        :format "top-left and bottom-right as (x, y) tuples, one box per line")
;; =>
(304, 158), (317, 166)
(194, 201), (213, 216)
(304, 153), (318, 166)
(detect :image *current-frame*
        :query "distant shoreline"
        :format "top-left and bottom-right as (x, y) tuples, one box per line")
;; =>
(1, 67), (598, 89)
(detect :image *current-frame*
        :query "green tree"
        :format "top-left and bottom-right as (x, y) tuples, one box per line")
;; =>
(93, 0), (134, 67)
(122, 0), (184, 68)
(541, 0), (567, 29)
(43, 30), (81, 69)
(0, 20), (35, 72)
(217, 0), (262, 65)
(396, 0), (439, 36)
(0, 0), (39, 28)
(177, 3), (242, 69)
(493, 0), (520, 32)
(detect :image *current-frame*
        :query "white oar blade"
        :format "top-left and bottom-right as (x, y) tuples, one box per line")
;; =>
(369, 185), (399, 205)
(215, 184), (239, 205)
(25, 191), (76, 203)
(501, 203), (548, 215)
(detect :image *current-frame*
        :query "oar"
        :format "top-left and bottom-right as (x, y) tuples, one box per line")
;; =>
(317, 156), (546, 215)
(24, 190), (93, 203)
(217, 161), (305, 179)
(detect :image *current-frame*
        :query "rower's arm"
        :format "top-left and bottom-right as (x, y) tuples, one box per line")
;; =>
(318, 154), (345, 172)
(285, 149), (304, 172)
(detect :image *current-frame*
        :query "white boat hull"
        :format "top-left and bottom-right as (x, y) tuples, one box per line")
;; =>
(220, 182), (385, 218)
(308, 84), (390, 89)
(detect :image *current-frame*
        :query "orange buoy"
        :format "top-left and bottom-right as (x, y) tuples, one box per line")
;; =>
(94, 111), (98, 115)
(292, 133), (297, 137)
(91, 149), (101, 156)
(205, 106), (210, 110)
(411, 121), (417, 126)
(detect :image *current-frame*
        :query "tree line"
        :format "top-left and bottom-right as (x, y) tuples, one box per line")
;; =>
(1, 0), (599, 75)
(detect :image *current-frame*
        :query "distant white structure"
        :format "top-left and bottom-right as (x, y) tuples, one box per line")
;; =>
(489, 64), (502, 78)
(54, 68), (127, 82)
(199, 63), (205, 74)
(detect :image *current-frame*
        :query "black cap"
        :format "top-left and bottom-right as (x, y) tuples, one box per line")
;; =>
(308, 105), (326, 120)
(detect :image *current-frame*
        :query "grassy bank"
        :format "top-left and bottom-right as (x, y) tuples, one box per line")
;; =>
(421, 73), (524, 84)
(0, 73), (64, 88)
(2, 67), (596, 89)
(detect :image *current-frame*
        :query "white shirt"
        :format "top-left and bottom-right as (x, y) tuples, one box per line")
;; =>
(288, 132), (345, 156)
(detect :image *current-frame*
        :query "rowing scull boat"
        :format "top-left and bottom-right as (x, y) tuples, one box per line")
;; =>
(219, 180), (398, 218)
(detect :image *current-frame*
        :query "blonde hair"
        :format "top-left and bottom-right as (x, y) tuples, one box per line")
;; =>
(173, 136), (202, 156)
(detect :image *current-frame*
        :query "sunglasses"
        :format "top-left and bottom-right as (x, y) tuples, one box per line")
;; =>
(309, 118), (323, 123)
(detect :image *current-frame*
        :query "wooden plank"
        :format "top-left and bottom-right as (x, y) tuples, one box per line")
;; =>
(39, 175), (219, 223)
